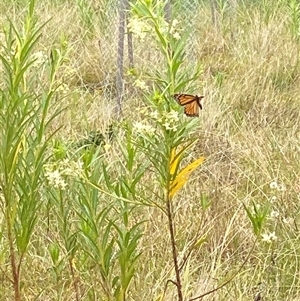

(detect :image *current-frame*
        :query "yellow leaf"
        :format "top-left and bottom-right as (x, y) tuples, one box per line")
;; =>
(169, 156), (204, 199)
(169, 147), (178, 176)
(169, 142), (196, 176)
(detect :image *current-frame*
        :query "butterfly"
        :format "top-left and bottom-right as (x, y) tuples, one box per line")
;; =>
(173, 93), (204, 117)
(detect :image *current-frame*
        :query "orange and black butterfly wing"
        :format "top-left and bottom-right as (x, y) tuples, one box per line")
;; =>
(174, 94), (204, 117)
(185, 95), (203, 117)
(184, 100), (200, 117)
(174, 93), (195, 105)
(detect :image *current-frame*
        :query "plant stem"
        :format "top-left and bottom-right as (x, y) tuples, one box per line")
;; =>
(166, 198), (183, 301)
(69, 257), (80, 301)
(7, 215), (21, 301)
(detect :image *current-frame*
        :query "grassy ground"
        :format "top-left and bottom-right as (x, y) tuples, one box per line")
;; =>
(1, 0), (300, 300)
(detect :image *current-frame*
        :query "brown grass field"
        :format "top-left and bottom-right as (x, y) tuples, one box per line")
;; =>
(1, 0), (300, 300)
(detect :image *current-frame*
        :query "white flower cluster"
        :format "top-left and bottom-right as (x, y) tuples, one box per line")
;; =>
(45, 159), (84, 190)
(45, 169), (67, 190)
(269, 181), (286, 192)
(261, 231), (277, 243)
(133, 121), (156, 136)
(169, 19), (181, 40)
(133, 79), (149, 91)
(259, 179), (293, 244)
(127, 17), (151, 42)
(128, 14), (181, 41)
(159, 18), (181, 40)
(133, 108), (180, 138)
(31, 51), (48, 68)
(159, 110), (180, 132)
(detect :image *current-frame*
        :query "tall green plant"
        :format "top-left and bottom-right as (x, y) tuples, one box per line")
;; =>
(127, 1), (205, 300)
(45, 139), (144, 301)
(0, 1), (64, 300)
(81, 132), (145, 301)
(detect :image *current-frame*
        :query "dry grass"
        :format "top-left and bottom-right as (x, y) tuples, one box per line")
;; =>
(1, 1), (300, 300)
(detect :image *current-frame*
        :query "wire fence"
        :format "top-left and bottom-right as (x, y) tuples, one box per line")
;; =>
(113, 0), (208, 115)
(77, 0), (238, 115)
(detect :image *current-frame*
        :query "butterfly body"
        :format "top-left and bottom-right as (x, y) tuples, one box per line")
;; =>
(174, 93), (204, 117)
